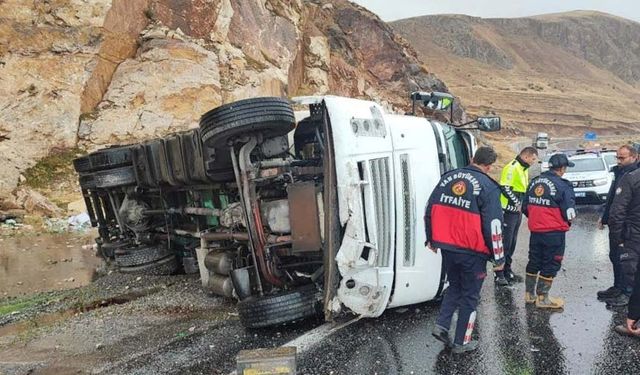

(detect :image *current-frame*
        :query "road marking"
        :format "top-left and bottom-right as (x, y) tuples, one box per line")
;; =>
(228, 317), (360, 375)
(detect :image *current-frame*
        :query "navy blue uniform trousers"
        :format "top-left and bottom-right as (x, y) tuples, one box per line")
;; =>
(526, 232), (565, 278)
(436, 250), (487, 345)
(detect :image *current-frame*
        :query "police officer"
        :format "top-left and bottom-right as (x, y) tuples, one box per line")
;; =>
(597, 145), (639, 307)
(497, 146), (539, 286)
(425, 146), (505, 353)
(523, 153), (576, 309)
(609, 166), (640, 326)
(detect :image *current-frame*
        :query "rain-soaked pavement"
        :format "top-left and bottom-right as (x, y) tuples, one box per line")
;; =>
(295, 206), (640, 374)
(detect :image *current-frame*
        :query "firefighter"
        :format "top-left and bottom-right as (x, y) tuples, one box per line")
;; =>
(523, 153), (576, 309)
(425, 146), (505, 354)
(496, 146), (539, 286)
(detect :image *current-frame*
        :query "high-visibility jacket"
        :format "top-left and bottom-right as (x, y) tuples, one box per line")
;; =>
(424, 165), (505, 265)
(500, 157), (529, 212)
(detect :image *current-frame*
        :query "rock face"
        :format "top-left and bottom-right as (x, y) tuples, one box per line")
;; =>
(0, 0), (453, 204)
(392, 11), (640, 136)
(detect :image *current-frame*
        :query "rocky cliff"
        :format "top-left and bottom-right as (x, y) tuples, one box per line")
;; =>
(392, 11), (640, 137)
(0, 0), (452, 212)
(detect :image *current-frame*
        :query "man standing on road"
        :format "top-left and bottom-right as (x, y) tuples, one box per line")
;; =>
(523, 154), (576, 309)
(496, 146), (539, 286)
(425, 147), (505, 354)
(597, 145), (639, 307)
(608, 165), (640, 319)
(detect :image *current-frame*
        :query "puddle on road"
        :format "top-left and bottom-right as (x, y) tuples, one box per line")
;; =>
(0, 233), (103, 298)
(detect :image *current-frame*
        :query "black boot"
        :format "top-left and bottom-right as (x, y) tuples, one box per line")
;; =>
(597, 286), (621, 300)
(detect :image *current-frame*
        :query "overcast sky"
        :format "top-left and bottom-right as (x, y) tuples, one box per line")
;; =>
(350, 0), (640, 23)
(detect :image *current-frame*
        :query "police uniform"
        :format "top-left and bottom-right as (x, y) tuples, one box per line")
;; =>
(425, 165), (505, 348)
(522, 154), (576, 309)
(499, 156), (531, 282)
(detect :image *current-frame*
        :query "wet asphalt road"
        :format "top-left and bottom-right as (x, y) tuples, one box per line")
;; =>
(295, 206), (640, 374)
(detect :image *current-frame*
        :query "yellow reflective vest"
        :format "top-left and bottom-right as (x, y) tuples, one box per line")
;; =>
(500, 158), (529, 211)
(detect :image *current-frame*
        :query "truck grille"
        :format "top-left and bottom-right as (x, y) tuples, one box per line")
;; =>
(400, 154), (415, 267)
(370, 157), (392, 267)
(571, 180), (595, 188)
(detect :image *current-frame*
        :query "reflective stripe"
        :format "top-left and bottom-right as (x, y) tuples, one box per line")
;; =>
(566, 207), (576, 221)
(491, 218), (504, 261)
(463, 311), (477, 345)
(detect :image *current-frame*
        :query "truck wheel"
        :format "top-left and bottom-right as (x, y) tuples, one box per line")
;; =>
(199, 97), (295, 148)
(114, 244), (172, 267)
(118, 255), (179, 276)
(237, 284), (322, 328)
(93, 166), (137, 188)
(100, 240), (130, 260)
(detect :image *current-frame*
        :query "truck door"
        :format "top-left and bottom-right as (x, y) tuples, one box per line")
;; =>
(322, 96), (395, 318)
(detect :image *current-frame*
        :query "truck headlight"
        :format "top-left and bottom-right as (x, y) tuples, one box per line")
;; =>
(593, 178), (609, 186)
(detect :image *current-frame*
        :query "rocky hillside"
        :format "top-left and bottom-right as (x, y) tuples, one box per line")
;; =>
(392, 11), (640, 137)
(0, 0), (453, 212)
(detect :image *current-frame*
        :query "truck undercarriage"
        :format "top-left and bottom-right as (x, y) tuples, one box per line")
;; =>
(74, 97), (333, 328)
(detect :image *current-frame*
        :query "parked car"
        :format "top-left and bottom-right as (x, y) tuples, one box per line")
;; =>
(601, 149), (617, 171)
(564, 152), (613, 204)
(73, 93), (500, 328)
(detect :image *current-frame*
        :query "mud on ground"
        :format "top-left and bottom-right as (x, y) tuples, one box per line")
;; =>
(0, 270), (244, 374)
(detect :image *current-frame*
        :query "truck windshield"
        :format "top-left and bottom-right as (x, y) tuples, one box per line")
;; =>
(568, 158), (605, 173)
(442, 125), (469, 170)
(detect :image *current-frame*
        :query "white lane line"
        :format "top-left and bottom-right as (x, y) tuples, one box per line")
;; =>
(228, 317), (360, 375)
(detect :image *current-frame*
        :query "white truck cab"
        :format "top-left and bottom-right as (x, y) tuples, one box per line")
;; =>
(300, 94), (500, 320)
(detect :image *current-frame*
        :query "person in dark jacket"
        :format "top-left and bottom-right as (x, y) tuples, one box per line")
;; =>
(523, 153), (576, 309)
(425, 146), (505, 354)
(608, 167), (640, 328)
(597, 145), (639, 306)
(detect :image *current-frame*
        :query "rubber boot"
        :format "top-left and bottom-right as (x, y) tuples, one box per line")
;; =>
(525, 273), (538, 304)
(535, 275), (564, 309)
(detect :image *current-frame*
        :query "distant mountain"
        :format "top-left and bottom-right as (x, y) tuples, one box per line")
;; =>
(392, 11), (640, 137)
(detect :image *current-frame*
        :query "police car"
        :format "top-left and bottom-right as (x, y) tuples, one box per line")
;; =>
(563, 152), (613, 204)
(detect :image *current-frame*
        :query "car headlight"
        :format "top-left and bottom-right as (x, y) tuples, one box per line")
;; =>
(593, 178), (609, 186)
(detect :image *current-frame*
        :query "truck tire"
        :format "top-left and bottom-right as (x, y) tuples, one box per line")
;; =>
(100, 240), (130, 259)
(118, 255), (179, 276)
(93, 166), (137, 188)
(200, 97), (295, 148)
(114, 244), (172, 267)
(237, 284), (322, 328)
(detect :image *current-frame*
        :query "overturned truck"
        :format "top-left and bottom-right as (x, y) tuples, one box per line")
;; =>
(74, 94), (500, 328)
